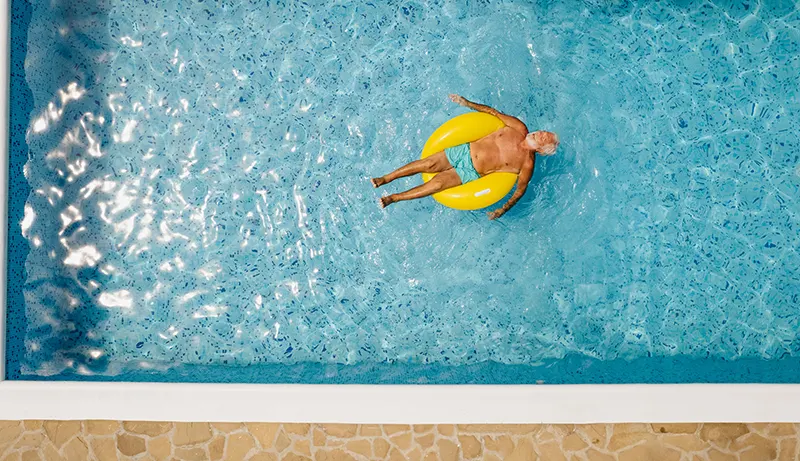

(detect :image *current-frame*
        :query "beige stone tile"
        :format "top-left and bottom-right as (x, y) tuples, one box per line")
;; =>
(275, 431), (291, 453)
(563, 433), (588, 452)
(247, 424), (279, 449)
(0, 453), (20, 461)
(20, 451), (40, 461)
(458, 435), (482, 459)
(662, 434), (709, 452)
(537, 441), (567, 461)
(415, 434), (434, 450)
(763, 424), (796, 437)
(458, 424), (539, 434)
(123, 421), (172, 437)
(484, 435), (514, 457)
(312, 428), (327, 447)
(506, 438), (538, 461)
(282, 424), (310, 436)
(732, 433), (778, 461)
(39, 421), (81, 450)
(535, 430), (557, 444)
(62, 436), (89, 461)
(707, 449), (738, 461)
(174, 423), (213, 446)
(412, 425), (433, 434)
(89, 437), (117, 461)
(282, 454), (312, 461)
(700, 424), (749, 448)
(14, 432), (44, 449)
(42, 442), (64, 461)
(322, 424), (359, 438)
(86, 421), (120, 436)
(384, 425), (411, 436)
(551, 425), (576, 438)
(436, 425), (454, 437)
(210, 422), (242, 433)
(390, 432), (412, 450)
(22, 421), (42, 431)
(173, 447), (207, 461)
(208, 435), (225, 461)
(747, 423), (771, 434)
(617, 441), (681, 461)
(779, 437), (798, 461)
(406, 447), (423, 461)
(651, 423), (699, 434)
(226, 432), (255, 460)
(584, 448), (615, 461)
(422, 452), (438, 461)
(316, 449), (357, 461)
(117, 433), (147, 457)
(613, 424), (651, 434)
(345, 439), (371, 458)
(326, 437), (346, 448)
(359, 425), (382, 437)
(249, 454), (277, 461)
(43, 421), (81, 449)
(388, 448), (407, 461)
(374, 438), (391, 458)
(438, 439), (459, 461)
(580, 424), (608, 447)
(149, 436), (172, 461)
(294, 439), (311, 457)
(607, 432), (653, 452)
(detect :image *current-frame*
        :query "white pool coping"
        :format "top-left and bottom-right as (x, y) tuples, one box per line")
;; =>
(0, 381), (800, 423)
(2, 0), (800, 424)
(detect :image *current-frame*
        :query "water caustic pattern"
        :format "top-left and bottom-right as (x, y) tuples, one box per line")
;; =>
(17, 0), (800, 378)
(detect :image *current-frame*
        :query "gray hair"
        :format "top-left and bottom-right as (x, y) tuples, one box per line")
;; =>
(539, 132), (559, 156)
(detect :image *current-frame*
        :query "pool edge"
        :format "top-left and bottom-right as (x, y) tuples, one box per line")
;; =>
(0, 0), (10, 384)
(3, 381), (800, 423)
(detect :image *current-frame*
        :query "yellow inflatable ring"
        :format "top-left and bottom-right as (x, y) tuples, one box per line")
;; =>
(421, 112), (518, 210)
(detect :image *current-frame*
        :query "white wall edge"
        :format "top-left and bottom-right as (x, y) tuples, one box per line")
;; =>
(0, 0), (10, 384)
(2, 381), (800, 423)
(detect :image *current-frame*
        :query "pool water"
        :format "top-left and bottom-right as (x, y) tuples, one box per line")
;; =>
(6, 0), (800, 382)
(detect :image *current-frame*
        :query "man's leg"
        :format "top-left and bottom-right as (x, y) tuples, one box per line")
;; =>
(380, 169), (462, 208)
(372, 151), (450, 187)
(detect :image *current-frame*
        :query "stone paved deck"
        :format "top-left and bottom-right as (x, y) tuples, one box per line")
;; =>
(0, 422), (796, 460)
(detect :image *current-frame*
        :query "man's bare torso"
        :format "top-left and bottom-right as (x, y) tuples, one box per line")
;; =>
(469, 127), (533, 176)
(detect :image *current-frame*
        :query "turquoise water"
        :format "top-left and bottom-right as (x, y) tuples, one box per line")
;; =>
(7, 0), (800, 381)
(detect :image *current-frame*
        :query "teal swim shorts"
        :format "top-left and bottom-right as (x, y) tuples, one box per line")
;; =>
(444, 143), (481, 184)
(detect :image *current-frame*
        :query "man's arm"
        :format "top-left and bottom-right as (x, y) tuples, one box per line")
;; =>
(449, 94), (528, 134)
(488, 157), (534, 220)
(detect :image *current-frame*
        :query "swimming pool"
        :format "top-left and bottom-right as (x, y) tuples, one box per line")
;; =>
(2, 0), (800, 421)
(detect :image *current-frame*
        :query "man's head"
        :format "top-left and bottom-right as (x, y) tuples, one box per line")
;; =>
(525, 130), (559, 155)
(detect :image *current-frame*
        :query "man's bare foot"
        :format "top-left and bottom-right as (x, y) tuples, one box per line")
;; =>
(371, 177), (387, 188)
(379, 196), (394, 208)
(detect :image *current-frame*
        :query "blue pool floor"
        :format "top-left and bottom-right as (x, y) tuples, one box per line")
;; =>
(6, 0), (800, 383)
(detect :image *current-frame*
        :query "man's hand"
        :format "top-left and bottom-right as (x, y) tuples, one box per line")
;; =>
(488, 209), (504, 220)
(488, 158), (534, 221)
(449, 94), (466, 106)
